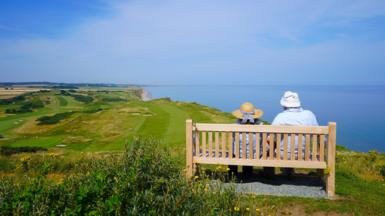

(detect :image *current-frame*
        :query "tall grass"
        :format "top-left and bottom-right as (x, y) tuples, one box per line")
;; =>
(0, 138), (238, 215)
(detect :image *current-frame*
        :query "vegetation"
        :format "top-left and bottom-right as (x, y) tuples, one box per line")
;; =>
(0, 87), (384, 215)
(0, 95), (26, 105)
(0, 146), (47, 156)
(5, 98), (44, 114)
(36, 112), (75, 125)
(0, 139), (238, 215)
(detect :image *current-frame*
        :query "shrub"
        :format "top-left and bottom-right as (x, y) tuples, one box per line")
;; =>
(380, 166), (385, 178)
(0, 138), (237, 215)
(0, 95), (25, 105)
(36, 112), (75, 125)
(4, 98), (44, 114)
(70, 94), (94, 103)
(0, 146), (47, 156)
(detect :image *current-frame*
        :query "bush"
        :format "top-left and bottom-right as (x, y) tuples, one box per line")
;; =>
(4, 98), (45, 114)
(0, 138), (237, 215)
(70, 94), (94, 103)
(0, 146), (47, 156)
(0, 134), (3, 139)
(0, 95), (25, 105)
(380, 166), (385, 178)
(36, 112), (75, 125)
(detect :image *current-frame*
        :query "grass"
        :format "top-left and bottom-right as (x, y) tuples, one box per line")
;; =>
(0, 88), (384, 215)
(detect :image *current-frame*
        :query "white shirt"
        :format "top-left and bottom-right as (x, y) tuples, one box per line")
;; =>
(272, 108), (319, 158)
(272, 108), (318, 126)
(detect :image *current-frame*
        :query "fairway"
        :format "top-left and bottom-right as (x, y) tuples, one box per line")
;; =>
(0, 88), (235, 157)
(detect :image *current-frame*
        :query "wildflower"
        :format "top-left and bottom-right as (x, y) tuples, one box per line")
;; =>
(226, 167), (230, 171)
(255, 208), (260, 212)
(234, 207), (240, 212)
(20, 156), (30, 162)
(194, 175), (199, 180)
(246, 207), (250, 211)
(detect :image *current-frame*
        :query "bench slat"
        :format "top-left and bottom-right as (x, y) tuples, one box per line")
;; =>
(290, 134), (295, 160)
(202, 132), (206, 158)
(228, 133), (233, 159)
(242, 132), (246, 159)
(194, 123), (328, 134)
(312, 135), (318, 161)
(193, 157), (327, 169)
(283, 134), (288, 160)
(209, 132), (213, 158)
(195, 131), (200, 157)
(305, 134), (311, 161)
(262, 133), (267, 160)
(214, 132), (219, 157)
(221, 132), (226, 158)
(320, 135), (325, 162)
(269, 134), (275, 160)
(276, 133), (281, 160)
(255, 133), (260, 160)
(235, 132), (240, 159)
(298, 134), (303, 160)
(249, 133), (254, 159)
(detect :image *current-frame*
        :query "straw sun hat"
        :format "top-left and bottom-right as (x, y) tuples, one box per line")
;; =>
(232, 102), (263, 119)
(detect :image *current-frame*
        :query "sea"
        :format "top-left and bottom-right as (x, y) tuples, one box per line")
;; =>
(145, 85), (385, 152)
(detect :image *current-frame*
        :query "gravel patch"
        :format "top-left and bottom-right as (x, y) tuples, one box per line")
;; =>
(221, 174), (327, 199)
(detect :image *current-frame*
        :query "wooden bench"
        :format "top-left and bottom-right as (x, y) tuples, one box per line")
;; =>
(185, 119), (337, 197)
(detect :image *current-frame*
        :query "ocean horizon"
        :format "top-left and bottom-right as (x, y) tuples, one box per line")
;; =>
(145, 85), (385, 153)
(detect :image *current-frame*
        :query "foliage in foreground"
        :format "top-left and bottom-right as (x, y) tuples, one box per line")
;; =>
(0, 139), (238, 215)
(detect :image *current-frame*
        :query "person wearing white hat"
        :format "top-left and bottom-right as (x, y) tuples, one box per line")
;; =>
(272, 91), (319, 177)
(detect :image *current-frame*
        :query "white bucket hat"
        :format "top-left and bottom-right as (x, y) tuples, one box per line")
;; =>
(280, 91), (301, 108)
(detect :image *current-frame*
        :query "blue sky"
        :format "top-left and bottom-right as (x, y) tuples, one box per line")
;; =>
(1, 0), (385, 85)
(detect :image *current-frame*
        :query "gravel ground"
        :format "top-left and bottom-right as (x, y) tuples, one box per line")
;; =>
(221, 174), (327, 199)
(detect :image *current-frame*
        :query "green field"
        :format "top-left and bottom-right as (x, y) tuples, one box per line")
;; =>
(0, 89), (233, 155)
(0, 88), (384, 215)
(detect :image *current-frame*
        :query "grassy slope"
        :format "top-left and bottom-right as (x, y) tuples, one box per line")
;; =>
(0, 89), (384, 215)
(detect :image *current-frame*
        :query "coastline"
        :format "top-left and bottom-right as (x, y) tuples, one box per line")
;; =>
(141, 88), (152, 101)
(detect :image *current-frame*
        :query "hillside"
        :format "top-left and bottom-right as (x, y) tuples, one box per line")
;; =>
(0, 88), (384, 215)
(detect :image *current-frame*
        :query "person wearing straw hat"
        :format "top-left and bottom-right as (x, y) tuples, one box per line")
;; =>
(230, 102), (264, 177)
(272, 91), (319, 177)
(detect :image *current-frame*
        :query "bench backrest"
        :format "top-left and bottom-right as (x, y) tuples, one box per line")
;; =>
(186, 120), (336, 169)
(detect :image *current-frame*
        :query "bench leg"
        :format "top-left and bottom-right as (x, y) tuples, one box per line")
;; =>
(326, 168), (335, 197)
(186, 162), (194, 180)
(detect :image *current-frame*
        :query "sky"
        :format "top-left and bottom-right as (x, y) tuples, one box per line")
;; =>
(1, 0), (385, 85)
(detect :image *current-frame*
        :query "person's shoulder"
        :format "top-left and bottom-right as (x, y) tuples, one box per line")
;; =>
(301, 109), (316, 116)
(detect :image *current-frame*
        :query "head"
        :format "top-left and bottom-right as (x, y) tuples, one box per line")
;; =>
(232, 102), (263, 124)
(280, 91), (301, 110)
